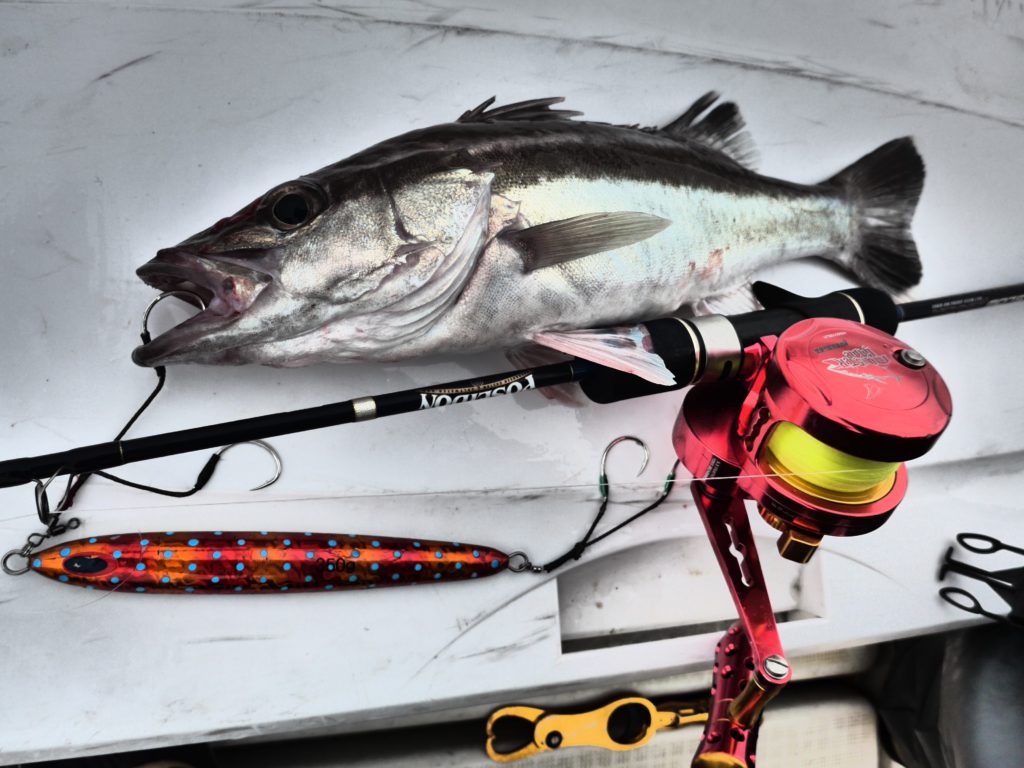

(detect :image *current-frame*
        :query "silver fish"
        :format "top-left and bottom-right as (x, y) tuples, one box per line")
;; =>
(133, 93), (924, 382)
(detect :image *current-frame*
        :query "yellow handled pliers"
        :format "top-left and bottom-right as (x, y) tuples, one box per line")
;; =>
(485, 696), (708, 762)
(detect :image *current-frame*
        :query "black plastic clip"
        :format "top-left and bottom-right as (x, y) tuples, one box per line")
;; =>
(938, 533), (1024, 629)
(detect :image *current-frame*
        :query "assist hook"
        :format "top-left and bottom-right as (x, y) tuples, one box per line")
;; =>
(599, 435), (650, 500)
(215, 440), (283, 492)
(531, 436), (669, 575)
(3, 295), (283, 576)
(508, 436), (654, 576)
(1, 440), (283, 576)
(141, 289), (208, 337)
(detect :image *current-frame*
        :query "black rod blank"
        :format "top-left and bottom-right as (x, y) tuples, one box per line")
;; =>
(1, 280), (1022, 491)
(898, 282), (1024, 322)
(0, 362), (583, 489)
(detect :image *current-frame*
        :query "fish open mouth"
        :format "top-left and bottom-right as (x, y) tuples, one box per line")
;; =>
(132, 249), (273, 366)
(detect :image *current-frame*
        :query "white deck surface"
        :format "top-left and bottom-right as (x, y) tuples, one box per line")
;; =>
(1, 0), (1022, 762)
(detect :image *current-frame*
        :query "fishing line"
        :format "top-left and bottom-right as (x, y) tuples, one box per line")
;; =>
(760, 422), (899, 503)
(2, 548), (133, 617)
(7, 513), (901, 617)
(0, 465), (920, 525)
(3, 435), (668, 591)
(539, 457), (680, 573)
(6, 434), (935, 595)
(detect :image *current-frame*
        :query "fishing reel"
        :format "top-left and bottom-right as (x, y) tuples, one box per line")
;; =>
(673, 317), (951, 768)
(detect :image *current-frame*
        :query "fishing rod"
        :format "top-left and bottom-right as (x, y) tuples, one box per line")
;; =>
(0, 280), (1021, 491)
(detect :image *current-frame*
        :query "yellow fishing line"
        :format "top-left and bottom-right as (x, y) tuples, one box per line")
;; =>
(761, 422), (898, 504)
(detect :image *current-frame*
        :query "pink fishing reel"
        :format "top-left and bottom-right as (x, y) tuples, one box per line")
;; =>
(673, 317), (951, 768)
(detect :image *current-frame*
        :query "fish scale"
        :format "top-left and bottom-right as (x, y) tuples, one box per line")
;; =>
(29, 532), (508, 593)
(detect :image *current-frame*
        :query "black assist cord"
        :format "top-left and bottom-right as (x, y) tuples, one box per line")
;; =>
(542, 439), (680, 573)
(542, 467), (679, 573)
(16, 321), (219, 563)
(56, 330), (168, 512)
(44, 298), (280, 522)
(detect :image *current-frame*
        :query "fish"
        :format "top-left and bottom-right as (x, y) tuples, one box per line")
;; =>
(133, 92), (925, 383)
(29, 531), (509, 592)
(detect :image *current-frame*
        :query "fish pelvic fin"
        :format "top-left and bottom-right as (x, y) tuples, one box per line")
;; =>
(533, 326), (676, 386)
(504, 212), (671, 272)
(660, 92), (758, 169)
(824, 137), (925, 293)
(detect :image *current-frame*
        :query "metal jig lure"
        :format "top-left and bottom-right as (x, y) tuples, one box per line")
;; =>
(10, 436), (681, 593)
(27, 531), (510, 592)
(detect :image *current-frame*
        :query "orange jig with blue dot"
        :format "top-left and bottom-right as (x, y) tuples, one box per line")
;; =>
(29, 531), (510, 593)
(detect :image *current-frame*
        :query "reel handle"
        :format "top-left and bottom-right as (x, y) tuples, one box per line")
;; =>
(693, 626), (760, 768)
(690, 479), (791, 768)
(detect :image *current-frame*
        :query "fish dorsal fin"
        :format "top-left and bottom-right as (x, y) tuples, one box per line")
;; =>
(503, 212), (671, 272)
(660, 91), (758, 169)
(458, 96), (583, 124)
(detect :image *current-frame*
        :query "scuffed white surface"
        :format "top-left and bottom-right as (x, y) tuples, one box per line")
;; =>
(0, 0), (1022, 761)
(222, 687), (884, 767)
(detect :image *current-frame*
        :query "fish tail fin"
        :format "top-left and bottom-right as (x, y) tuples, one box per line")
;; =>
(824, 137), (925, 293)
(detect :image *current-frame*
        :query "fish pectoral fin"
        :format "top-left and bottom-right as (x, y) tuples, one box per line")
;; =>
(533, 326), (676, 386)
(503, 212), (671, 272)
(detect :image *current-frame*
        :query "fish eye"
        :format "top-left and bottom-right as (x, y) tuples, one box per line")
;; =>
(266, 182), (325, 231)
(273, 193), (310, 227)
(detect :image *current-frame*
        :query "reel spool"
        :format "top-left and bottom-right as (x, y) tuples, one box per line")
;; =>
(675, 317), (952, 562)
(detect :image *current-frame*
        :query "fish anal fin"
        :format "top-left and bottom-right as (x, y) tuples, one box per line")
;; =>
(690, 281), (763, 317)
(533, 326), (676, 386)
(504, 212), (670, 272)
(661, 92), (758, 170)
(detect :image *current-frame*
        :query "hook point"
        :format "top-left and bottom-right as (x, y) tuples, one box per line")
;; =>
(600, 436), (650, 479)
